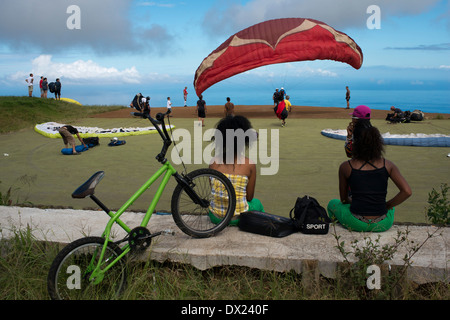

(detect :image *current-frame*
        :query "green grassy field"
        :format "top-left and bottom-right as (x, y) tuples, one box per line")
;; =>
(1, 99), (449, 224)
(0, 96), (123, 134)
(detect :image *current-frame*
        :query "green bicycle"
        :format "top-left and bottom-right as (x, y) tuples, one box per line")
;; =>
(47, 111), (236, 300)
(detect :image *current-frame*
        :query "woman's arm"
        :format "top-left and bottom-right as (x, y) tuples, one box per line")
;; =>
(386, 160), (412, 210)
(246, 163), (256, 201)
(339, 161), (351, 204)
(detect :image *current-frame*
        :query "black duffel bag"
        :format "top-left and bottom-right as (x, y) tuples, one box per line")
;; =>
(238, 211), (297, 238)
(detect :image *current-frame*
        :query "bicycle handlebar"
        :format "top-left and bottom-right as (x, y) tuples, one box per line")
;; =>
(142, 110), (172, 163)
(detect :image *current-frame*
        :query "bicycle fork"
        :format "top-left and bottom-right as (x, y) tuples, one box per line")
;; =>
(173, 172), (210, 208)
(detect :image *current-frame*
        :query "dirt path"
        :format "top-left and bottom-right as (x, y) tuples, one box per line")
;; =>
(93, 105), (441, 120)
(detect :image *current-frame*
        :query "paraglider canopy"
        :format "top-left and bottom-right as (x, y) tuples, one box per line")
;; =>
(194, 18), (363, 96)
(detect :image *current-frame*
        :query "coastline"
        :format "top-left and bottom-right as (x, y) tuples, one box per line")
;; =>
(93, 105), (447, 120)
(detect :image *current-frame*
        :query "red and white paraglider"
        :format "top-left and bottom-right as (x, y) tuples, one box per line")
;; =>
(193, 18), (363, 96)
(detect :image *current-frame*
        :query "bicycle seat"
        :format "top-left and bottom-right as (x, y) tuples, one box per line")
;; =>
(72, 171), (105, 199)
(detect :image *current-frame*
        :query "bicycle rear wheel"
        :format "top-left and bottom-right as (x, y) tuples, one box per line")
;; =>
(171, 168), (236, 238)
(47, 237), (127, 300)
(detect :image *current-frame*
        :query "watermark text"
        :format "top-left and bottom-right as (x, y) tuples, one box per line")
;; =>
(366, 265), (381, 290)
(170, 122), (279, 176)
(367, 5), (381, 30)
(67, 5), (81, 30)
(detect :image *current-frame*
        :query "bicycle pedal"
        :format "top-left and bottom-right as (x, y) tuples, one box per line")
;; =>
(162, 229), (175, 236)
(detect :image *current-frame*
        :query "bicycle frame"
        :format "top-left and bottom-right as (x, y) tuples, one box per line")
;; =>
(86, 159), (176, 283)
(71, 110), (213, 285)
(86, 111), (180, 283)
(106, 160), (177, 236)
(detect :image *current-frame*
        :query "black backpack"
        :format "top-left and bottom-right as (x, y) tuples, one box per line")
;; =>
(49, 82), (56, 93)
(289, 196), (331, 234)
(82, 137), (99, 148)
(410, 110), (424, 121)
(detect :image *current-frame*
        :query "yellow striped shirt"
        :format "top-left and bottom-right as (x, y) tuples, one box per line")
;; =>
(210, 173), (249, 218)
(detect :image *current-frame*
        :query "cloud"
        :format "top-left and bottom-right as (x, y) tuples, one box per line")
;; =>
(0, 0), (175, 55)
(385, 43), (450, 51)
(138, 2), (176, 8)
(287, 65), (338, 78)
(202, 0), (442, 36)
(9, 55), (141, 84)
(227, 63), (338, 89)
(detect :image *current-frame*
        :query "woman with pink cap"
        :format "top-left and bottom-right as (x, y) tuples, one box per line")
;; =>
(344, 105), (372, 158)
(328, 108), (412, 232)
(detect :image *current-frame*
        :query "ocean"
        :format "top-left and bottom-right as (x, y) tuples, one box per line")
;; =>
(2, 84), (449, 114)
(203, 88), (450, 114)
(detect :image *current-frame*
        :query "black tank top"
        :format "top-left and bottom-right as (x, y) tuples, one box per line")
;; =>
(348, 160), (389, 216)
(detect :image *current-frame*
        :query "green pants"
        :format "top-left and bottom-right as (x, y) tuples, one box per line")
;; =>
(209, 198), (264, 226)
(327, 199), (395, 232)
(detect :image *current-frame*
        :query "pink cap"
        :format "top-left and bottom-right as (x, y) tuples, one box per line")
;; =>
(351, 105), (371, 119)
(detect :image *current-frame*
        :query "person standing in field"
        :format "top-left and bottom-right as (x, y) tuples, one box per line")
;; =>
(284, 95), (292, 112)
(345, 86), (351, 109)
(224, 97), (234, 117)
(40, 76), (44, 97)
(197, 95), (206, 126)
(54, 78), (62, 100)
(25, 73), (34, 97)
(167, 97), (172, 116)
(183, 87), (188, 107)
(273, 88), (279, 106)
(42, 77), (48, 98)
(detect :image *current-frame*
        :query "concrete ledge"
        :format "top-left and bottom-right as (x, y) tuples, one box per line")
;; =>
(1, 206), (448, 284)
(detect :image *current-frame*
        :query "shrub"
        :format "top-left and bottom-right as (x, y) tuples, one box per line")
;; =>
(426, 183), (449, 226)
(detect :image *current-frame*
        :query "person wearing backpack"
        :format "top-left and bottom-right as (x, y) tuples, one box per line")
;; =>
(48, 82), (56, 94)
(327, 121), (412, 232)
(130, 93), (143, 111)
(131, 96), (151, 118)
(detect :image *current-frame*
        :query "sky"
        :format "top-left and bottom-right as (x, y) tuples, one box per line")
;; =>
(0, 0), (448, 107)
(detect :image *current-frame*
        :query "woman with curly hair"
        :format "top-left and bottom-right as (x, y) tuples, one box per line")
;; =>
(209, 115), (264, 225)
(327, 121), (412, 232)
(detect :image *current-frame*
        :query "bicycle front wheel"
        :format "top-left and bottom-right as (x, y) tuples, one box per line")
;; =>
(47, 237), (127, 300)
(171, 168), (236, 238)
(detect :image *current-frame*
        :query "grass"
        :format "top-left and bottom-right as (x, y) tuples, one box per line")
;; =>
(0, 96), (449, 300)
(0, 96), (124, 133)
(0, 226), (448, 300)
(1, 112), (449, 223)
